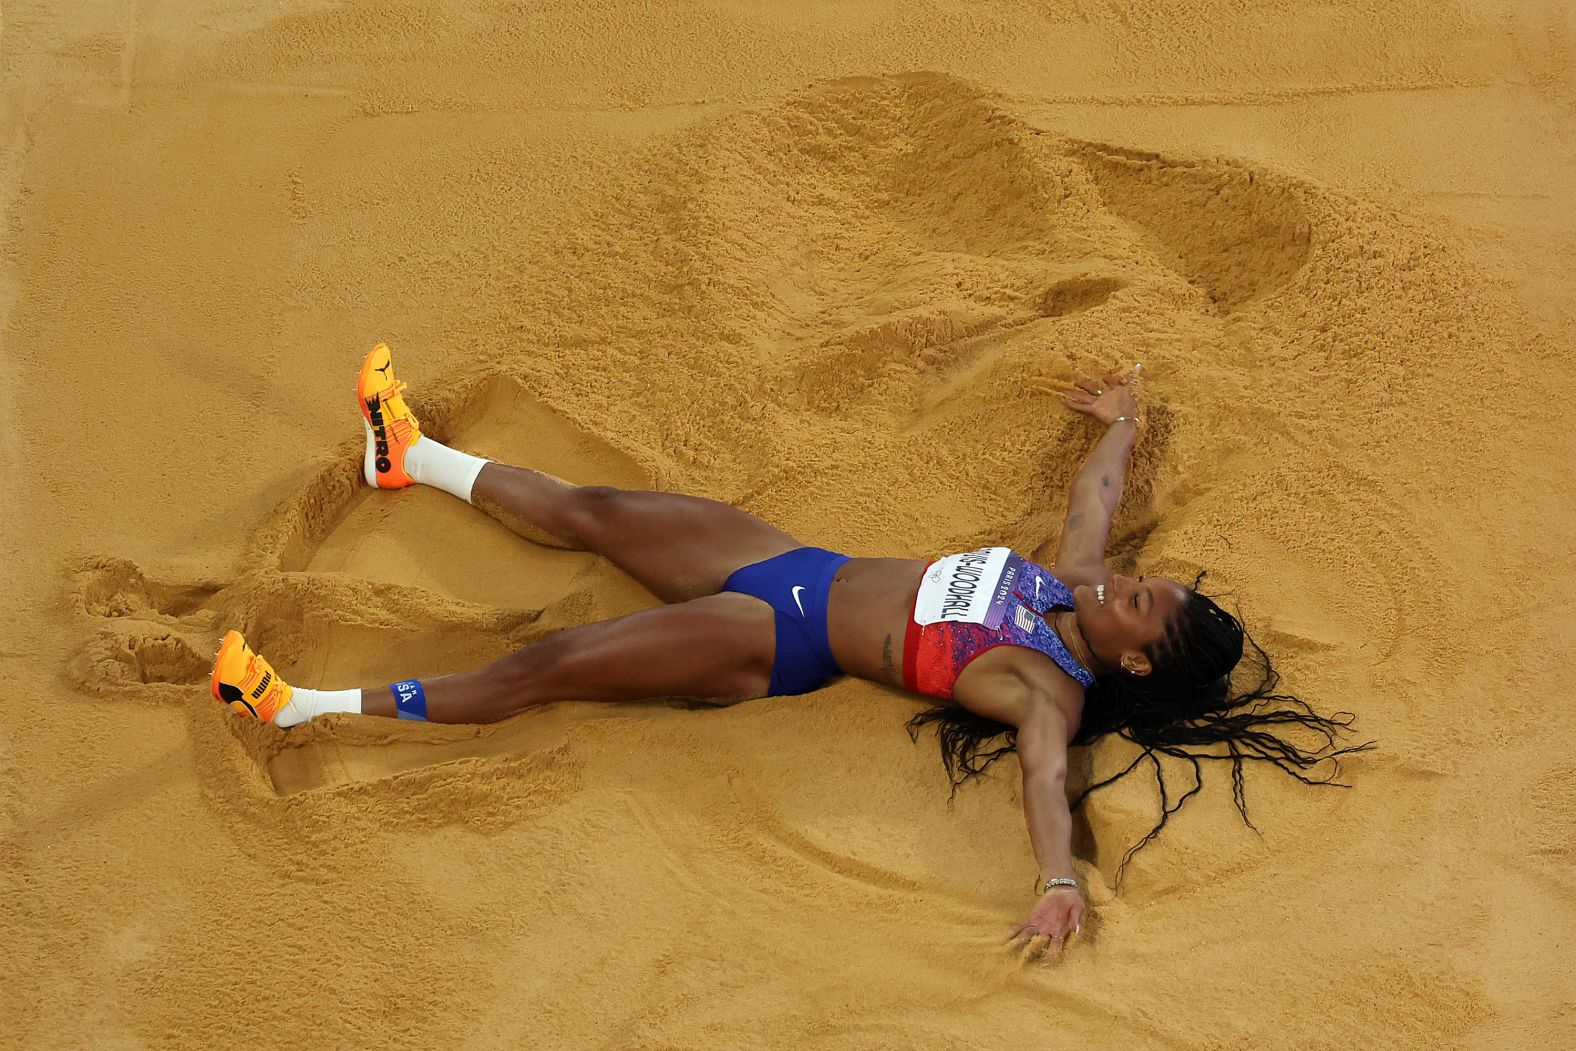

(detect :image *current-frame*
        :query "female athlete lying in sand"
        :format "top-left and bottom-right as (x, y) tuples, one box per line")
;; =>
(213, 344), (1371, 960)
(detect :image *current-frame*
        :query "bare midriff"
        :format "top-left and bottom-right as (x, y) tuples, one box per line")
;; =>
(825, 557), (927, 687)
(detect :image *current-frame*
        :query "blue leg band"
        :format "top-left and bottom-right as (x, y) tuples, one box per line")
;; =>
(391, 679), (428, 721)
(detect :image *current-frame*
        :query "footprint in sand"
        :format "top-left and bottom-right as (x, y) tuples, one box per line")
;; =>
(1512, 759), (1576, 893)
(1069, 139), (1316, 314)
(733, 74), (1316, 432)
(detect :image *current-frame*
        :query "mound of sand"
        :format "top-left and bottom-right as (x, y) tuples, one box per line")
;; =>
(4, 3), (1573, 1049)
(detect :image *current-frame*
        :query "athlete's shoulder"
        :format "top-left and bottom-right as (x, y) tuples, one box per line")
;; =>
(953, 646), (1087, 727)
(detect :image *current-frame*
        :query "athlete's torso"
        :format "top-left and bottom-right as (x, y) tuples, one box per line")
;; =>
(825, 556), (928, 685)
(826, 553), (1092, 726)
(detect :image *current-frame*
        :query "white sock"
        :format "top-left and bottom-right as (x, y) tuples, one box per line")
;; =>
(276, 687), (363, 728)
(404, 437), (489, 503)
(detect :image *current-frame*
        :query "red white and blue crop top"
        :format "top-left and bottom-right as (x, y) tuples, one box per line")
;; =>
(901, 547), (1096, 700)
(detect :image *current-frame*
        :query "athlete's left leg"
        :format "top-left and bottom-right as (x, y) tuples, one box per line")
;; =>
(356, 342), (806, 602)
(213, 592), (777, 726)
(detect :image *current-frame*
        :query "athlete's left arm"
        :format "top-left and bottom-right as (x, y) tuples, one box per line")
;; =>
(952, 676), (1079, 883)
(1045, 367), (1142, 577)
(1016, 699), (1077, 880)
(954, 676), (1087, 952)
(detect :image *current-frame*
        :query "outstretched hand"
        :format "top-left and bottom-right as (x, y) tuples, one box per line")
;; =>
(1006, 888), (1086, 964)
(1057, 363), (1143, 426)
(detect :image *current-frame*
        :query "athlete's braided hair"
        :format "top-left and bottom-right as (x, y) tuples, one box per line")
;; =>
(904, 571), (1377, 887)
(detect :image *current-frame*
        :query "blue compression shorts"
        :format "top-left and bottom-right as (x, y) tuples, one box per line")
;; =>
(721, 546), (852, 697)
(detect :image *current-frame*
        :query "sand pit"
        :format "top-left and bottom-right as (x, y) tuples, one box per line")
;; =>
(4, 2), (1574, 1048)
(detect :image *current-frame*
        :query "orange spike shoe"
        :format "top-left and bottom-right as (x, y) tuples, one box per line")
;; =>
(358, 341), (423, 489)
(211, 630), (295, 724)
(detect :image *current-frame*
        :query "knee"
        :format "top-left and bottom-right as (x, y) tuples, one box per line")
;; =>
(566, 485), (624, 543)
(575, 485), (623, 507)
(486, 635), (572, 713)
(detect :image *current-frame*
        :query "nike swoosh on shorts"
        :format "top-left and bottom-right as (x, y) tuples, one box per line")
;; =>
(791, 585), (807, 616)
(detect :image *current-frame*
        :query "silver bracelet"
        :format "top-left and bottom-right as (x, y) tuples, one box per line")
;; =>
(1039, 876), (1078, 894)
(1110, 415), (1140, 427)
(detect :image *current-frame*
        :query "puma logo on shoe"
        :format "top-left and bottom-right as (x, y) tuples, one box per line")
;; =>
(365, 394), (392, 474)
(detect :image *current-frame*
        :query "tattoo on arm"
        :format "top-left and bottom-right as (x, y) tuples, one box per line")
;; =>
(881, 634), (896, 679)
(1066, 513), (1084, 531)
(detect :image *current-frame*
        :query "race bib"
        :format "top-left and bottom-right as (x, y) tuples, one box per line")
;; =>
(914, 547), (1020, 628)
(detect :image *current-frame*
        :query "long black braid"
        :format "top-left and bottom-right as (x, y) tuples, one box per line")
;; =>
(904, 571), (1377, 887)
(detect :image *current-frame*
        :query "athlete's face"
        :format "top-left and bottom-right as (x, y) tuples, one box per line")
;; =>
(1071, 574), (1191, 676)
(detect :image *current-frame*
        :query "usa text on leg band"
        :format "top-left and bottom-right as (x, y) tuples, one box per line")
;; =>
(391, 679), (429, 721)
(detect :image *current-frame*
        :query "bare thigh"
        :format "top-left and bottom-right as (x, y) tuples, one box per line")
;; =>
(472, 464), (806, 603)
(574, 487), (805, 602)
(524, 591), (779, 705)
(395, 591), (780, 722)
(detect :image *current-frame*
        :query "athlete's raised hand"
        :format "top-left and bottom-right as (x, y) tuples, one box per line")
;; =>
(1007, 888), (1085, 964)
(1058, 363), (1143, 426)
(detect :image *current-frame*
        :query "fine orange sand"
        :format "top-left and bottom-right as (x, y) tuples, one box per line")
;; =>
(4, 2), (1574, 1048)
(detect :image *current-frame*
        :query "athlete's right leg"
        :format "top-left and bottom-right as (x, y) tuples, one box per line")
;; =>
(358, 343), (804, 603)
(213, 591), (777, 727)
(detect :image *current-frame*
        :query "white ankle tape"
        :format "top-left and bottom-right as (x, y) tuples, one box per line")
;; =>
(405, 438), (489, 503)
(276, 687), (362, 728)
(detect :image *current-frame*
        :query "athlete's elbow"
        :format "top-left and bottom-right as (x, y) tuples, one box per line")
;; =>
(1022, 761), (1067, 788)
(1016, 707), (1070, 784)
(1019, 738), (1067, 786)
